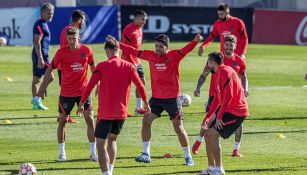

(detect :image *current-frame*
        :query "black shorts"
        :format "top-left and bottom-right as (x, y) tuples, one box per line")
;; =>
(210, 112), (245, 139)
(58, 96), (93, 115)
(149, 97), (183, 120)
(94, 120), (125, 139)
(58, 70), (62, 86)
(136, 64), (145, 78)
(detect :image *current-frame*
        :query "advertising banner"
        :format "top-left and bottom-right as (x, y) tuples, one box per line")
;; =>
(252, 10), (307, 45)
(120, 6), (253, 41)
(0, 7), (40, 45)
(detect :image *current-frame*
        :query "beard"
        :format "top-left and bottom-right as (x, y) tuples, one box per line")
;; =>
(211, 70), (215, 74)
(219, 17), (227, 21)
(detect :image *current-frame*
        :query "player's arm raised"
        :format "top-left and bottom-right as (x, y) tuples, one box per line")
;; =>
(198, 23), (219, 56)
(178, 32), (203, 57)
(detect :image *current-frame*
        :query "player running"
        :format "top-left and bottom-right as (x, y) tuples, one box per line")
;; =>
(122, 10), (148, 115)
(38, 27), (97, 162)
(77, 40), (150, 175)
(106, 32), (203, 166)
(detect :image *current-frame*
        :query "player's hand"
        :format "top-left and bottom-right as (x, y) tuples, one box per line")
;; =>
(194, 89), (200, 97)
(38, 88), (47, 100)
(244, 90), (249, 97)
(38, 58), (44, 69)
(106, 35), (117, 43)
(198, 47), (204, 56)
(215, 119), (225, 130)
(143, 100), (151, 114)
(194, 32), (203, 42)
(240, 54), (246, 59)
(76, 103), (84, 117)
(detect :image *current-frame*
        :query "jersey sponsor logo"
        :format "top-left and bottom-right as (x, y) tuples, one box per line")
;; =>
(222, 31), (231, 38)
(155, 63), (167, 71)
(295, 16), (307, 45)
(71, 62), (83, 72)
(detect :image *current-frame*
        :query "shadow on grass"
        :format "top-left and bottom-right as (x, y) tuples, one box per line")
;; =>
(128, 112), (205, 118)
(0, 116), (57, 120)
(0, 121), (56, 126)
(0, 108), (34, 112)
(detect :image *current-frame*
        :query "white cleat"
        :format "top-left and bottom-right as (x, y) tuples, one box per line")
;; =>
(58, 154), (66, 162)
(90, 154), (98, 162)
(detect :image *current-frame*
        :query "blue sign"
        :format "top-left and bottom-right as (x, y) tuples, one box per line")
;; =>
(49, 6), (118, 44)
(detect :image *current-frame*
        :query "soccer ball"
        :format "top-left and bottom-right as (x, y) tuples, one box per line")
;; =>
(19, 163), (37, 175)
(0, 37), (7, 46)
(179, 94), (192, 107)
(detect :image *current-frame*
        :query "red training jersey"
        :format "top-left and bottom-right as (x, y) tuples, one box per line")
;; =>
(80, 56), (147, 120)
(122, 22), (143, 65)
(205, 64), (249, 121)
(51, 44), (94, 97)
(201, 16), (248, 56)
(208, 53), (246, 96)
(119, 40), (198, 99)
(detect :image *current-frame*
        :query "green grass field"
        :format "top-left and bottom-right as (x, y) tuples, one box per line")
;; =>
(0, 42), (306, 175)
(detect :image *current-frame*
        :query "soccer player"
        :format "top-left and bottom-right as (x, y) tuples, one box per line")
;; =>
(122, 10), (148, 115)
(196, 52), (249, 175)
(106, 32), (203, 166)
(31, 3), (54, 110)
(38, 27), (97, 162)
(77, 40), (150, 175)
(198, 3), (248, 59)
(192, 35), (248, 156)
(59, 9), (86, 123)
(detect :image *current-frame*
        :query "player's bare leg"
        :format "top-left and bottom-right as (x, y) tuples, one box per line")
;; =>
(32, 76), (40, 97)
(96, 138), (110, 174)
(83, 109), (97, 160)
(57, 113), (67, 161)
(233, 124), (243, 157)
(135, 77), (146, 115)
(107, 133), (118, 174)
(135, 113), (156, 163)
(172, 119), (194, 166)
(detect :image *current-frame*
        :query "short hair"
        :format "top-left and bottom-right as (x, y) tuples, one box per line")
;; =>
(66, 27), (79, 36)
(154, 34), (169, 47)
(224, 35), (237, 43)
(72, 10), (85, 22)
(217, 3), (230, 11)
(134, 9), (147, 17)
(208, 52), (224, 65)
(104, 41), (119, 50)
(41, 3), (54, 13)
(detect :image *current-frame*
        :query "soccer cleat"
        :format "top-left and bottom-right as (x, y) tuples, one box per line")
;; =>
(192, 140), (202, 154)
(58, 154), (66, 162)
(214, 169), (226, 175)
(196, 168), (215, 175)
(185, 156), (194, 166)
(67, 115), (78, 124)
(90, 154), (98, 162)
(135, 108), (146, 115)
(135, 152), (151, 163)
(232, 149), (242, 157)
(32, 105), (40, 110)
(31, 98), (49, 110)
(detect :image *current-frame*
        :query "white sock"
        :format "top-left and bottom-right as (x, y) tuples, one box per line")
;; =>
(34, 96), (40, 100)
(182, 146), (191, 158)
(102, 171), (110, 175)
(109, 164), (114, 173)
(136, 98), (143, 110)
(143, 141), (150, 155)
(58, 143), (65, 156)
(196, 135), (204, 142)
(89, 142), (96, 155)
(233, 142), (241, 150)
